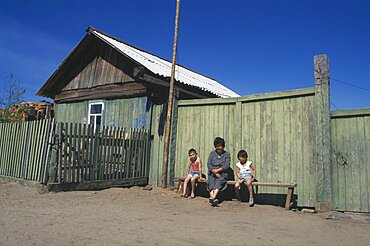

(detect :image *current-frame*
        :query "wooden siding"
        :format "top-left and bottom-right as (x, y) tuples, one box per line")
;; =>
(55, 101), (88, 124)
(63, 55), (134, 91)
(55, 97), (152, 129)
(173, 88), (316, 207)
(331, 108), (370, 212)
(104, 97), (152, 129)
(38, 35), (141, 100)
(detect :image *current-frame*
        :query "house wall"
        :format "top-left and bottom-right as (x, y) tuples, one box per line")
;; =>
(55, 101), (88, 124)
(55, 97), (152, 129)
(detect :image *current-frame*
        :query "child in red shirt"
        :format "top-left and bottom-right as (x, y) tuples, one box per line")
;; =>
(182, 148), (203, 198)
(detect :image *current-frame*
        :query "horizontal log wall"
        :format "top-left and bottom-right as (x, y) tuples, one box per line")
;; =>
(331, 108), (370, 212)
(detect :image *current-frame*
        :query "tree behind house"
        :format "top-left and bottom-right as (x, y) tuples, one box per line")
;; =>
(0, 73), (26, 123)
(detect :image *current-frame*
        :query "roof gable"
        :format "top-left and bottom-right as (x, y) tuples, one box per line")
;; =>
(89, 28), (239, 98)
(38, 27), (240, 99)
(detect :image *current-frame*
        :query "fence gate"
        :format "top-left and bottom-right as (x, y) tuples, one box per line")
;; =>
(331, 109), (370, 212)
(49, 122), (151, 186)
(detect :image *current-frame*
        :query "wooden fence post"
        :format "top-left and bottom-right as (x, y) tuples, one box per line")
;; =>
(314, 54), (332, 211)
(45, 119), (56, 184)
(169, 90), (179, 186)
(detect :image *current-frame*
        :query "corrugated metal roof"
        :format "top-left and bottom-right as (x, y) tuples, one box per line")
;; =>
(91, 30), (239, 98)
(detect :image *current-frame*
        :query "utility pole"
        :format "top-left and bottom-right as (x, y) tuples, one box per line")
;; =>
(161, 0), (181, 188)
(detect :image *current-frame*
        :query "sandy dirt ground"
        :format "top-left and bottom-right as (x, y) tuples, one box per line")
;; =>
(1, 181), (370, 246)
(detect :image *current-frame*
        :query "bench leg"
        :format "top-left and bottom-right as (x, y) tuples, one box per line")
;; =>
(177, 181), (184, 194)
(285, 187), (294, 210)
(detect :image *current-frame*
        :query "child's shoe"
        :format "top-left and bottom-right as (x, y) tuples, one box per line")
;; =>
(212, 198), (219, 206)
(209, 198), (214, 205)
(249, 197), (254, 207)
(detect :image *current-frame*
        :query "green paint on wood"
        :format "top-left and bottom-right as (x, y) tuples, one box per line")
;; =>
(314, 54), (332, 211)
(331, 114), (370, 212)
(0, 120), (53, 183)
(172, 89), (317, 207)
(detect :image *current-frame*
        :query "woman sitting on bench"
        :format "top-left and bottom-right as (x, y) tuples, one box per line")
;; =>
(207, 137), (230, 206)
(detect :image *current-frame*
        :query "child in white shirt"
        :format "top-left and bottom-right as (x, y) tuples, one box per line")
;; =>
(234, 150), (256, 206)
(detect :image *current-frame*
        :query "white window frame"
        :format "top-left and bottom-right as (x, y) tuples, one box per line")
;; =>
(88, 101), (104, 130)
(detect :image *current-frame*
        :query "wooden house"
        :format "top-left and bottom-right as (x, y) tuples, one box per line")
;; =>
(37, 27), (239, 130)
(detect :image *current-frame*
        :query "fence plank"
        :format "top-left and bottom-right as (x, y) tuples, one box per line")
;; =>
(81, 124), (90, 181)
(118, 128), (125, 179)
(110, 128), (117, 179)
(3, 123), (11, 176)
(13, 123), (22, 178)
(26, 121), (35, 180)
(87, 124), (94, 181)
(58, 123), (63, 183)
(62, 122), (68, 183)
(99, 126), (107, 180)
(31, 120), (41, 181)
(0, 123), (5, 175)
(21, 122), (30, 179)
(93, 125), (100, 181)
(34, 120), (46, 182)
(125, 129), (132, 178)
(6, 123), (12, 176)
(41, 119), (54, 183)
(71, 123), (77, 183)
(107, 127), (114, 179)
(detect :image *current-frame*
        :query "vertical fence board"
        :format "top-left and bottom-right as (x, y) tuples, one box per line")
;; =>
(13, 123), (22, 178)
(58, 123), (63, 183)
(83, 124), (88, 182)
(118, 128), (125, 179)
(101, 126), (108, 180)
(365, 116), (370, 212)
(357, 117), (368, 212)
(112, 128), (119, 179)
(71, 123), (77, 183)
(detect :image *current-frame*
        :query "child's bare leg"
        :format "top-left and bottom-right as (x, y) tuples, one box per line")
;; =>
(209, 190), (214, 199)
(190, 175), (199, 197)
(246, 179), (254, 198)
(234, 180), (241, 200)
(183, 175), (191, 196)
(213, 189), (220, 199)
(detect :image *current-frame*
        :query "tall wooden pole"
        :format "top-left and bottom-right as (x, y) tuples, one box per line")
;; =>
(161, 0), (181, 188)
(314, 54), (332, 212)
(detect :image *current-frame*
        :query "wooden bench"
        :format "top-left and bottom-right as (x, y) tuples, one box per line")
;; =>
(174, 177), (297, 210)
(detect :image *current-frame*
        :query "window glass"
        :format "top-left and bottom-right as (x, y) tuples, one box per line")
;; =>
(90, 104), (102, 114)
(96, 116), (101, 125)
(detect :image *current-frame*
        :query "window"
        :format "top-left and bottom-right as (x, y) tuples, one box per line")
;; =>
(88, 102), (104, 129)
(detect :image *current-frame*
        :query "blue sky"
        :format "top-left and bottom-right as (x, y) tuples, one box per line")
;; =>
(0, 0), (369, 110)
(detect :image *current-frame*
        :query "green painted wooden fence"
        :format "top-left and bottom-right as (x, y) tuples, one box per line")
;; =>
(149, 104), (165, 186)
(173, 88), (317, 207)
(0, 119), (54, 184)
(331, 108), (370, 212)
(49, 123), (150, 184)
